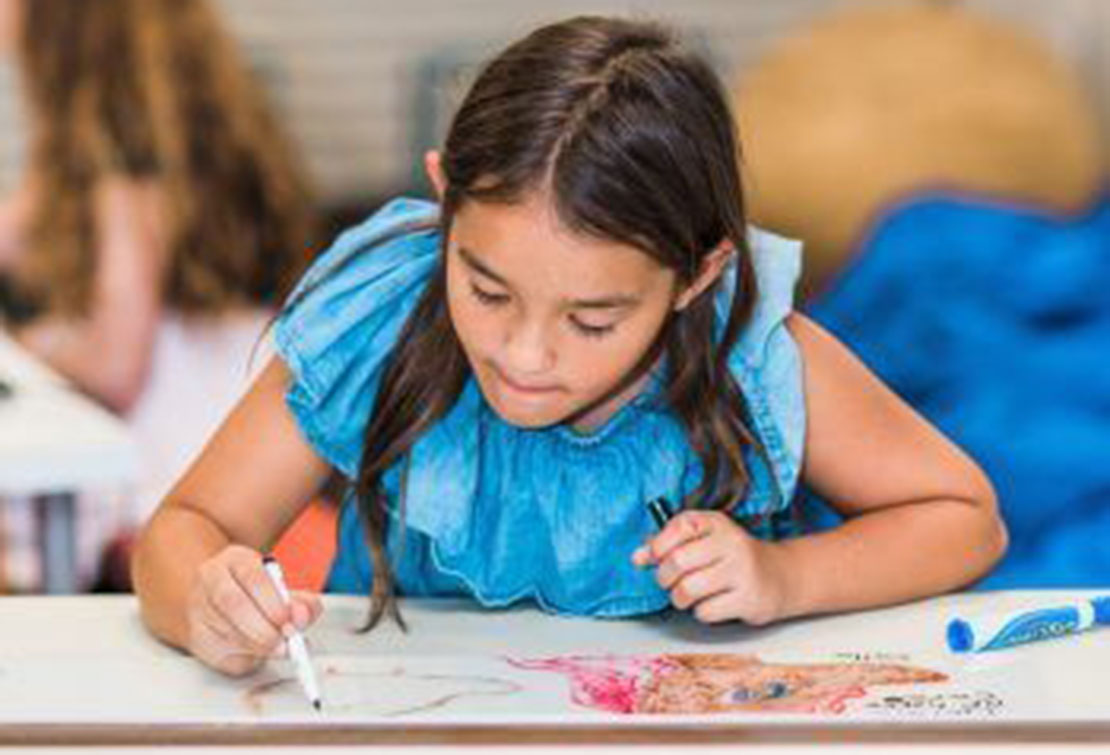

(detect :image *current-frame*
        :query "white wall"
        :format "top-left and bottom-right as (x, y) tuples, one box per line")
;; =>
(213, 0), (833, 201)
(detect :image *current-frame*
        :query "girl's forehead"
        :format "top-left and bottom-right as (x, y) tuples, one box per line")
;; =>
(450, 195), (671, 285)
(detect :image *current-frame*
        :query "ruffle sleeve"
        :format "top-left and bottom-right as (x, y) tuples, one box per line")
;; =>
(273, 198), (440, 478)
(719, 228), (807, 517)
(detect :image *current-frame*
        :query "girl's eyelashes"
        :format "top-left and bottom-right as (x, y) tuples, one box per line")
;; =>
(469, 280), (617, 339)
(569, 317), (616, 339)
(469, 282), (510, 306)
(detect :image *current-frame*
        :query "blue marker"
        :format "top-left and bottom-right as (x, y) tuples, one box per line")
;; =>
(947, 596), (1110, 653)
(646, 496), (675, 531)
(637, 498), (675, 564)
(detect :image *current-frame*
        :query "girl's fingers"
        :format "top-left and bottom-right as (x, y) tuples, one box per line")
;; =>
(231, 558), (292, 629)
(636, 512), (714, 566)
(194, 626), (268, 677)
(199, 587), (275, 660)
(655, 539), (722, 590)
(289, 591), (324, 630)
(669, 561), (730, 611)
(291, 589), (323, 615)
(209, 574), (282, 653)
(197, 594), (242, 647)
(288, 602), (310, 631)
(689, 589), (738, 624)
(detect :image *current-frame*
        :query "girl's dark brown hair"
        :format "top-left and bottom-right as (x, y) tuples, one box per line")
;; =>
(339, 16), (761, 630)
(12, 0), (314, 316)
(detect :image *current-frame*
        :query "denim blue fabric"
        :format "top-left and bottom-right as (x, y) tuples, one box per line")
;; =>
(274, 197), (807, 616)
(808, 193), (1110, 589)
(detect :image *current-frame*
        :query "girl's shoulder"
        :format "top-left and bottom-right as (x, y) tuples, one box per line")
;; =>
(727, 227), (804, 369)
(284, 197), (440, 301)
(718, 227), (806, 513)
(273, 197), (441, 477)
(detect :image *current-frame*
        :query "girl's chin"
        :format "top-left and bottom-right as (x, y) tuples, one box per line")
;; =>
(479, 386), (575, 429)
(486, 400), (569, 429)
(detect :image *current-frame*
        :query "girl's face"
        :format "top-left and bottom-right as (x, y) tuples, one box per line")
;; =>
(445, 192), (679, 431)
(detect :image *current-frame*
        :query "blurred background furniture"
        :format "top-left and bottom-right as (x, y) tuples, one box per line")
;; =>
(0, 332), (138, 593)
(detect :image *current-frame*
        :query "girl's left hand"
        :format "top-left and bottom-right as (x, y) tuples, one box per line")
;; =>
(631, 510), (791, 626)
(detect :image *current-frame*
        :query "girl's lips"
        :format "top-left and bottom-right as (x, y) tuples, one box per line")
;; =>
(493, 365), (562, 394)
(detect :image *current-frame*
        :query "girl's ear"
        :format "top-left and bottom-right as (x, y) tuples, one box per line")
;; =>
(674, 240), (736, 311)
(424, 150), (448, 200)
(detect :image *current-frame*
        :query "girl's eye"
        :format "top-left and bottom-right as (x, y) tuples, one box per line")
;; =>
(569, 316), (615, 339)
(470, 283), (510, 307)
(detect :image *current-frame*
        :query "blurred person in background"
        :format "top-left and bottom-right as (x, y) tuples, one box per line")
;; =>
(0, 0), (318, 592)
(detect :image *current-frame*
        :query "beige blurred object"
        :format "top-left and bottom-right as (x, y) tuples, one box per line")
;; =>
(733, 2), (1107, 297)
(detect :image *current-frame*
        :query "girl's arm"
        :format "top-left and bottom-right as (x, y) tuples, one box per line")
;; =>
(14, 176), (169, 413)
(132, 356), (333, 673)
(636, 313), (1007, 624)
(770, 313), (1007, 617)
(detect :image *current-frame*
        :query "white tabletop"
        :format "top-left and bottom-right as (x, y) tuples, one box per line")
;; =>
(0, 331), (138, 493)
(1, 591), (1109, 745)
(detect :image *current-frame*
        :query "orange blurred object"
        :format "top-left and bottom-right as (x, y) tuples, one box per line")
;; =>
(733, 3), (1105, 297)
(271, 499), (339, 592)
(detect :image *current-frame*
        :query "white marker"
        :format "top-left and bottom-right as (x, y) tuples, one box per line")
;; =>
(262, 556), (323, 710)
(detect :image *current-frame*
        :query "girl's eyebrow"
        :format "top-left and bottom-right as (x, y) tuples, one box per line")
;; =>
(568, 294), (640, 310)
(458, 246), (509, 286)
(457, 245), (640, 310)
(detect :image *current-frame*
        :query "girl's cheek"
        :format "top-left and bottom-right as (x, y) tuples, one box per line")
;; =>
(468, 310), (508, 355)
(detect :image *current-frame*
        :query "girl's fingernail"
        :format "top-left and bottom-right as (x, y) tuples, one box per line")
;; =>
(281, 623), (295, 639)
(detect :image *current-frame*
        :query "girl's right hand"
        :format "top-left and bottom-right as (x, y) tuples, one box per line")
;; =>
(186, 544), (323, 676)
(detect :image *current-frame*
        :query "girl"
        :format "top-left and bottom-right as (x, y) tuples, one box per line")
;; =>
(133, 16), (1006, 677)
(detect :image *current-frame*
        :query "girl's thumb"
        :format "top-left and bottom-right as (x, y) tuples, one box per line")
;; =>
(289, 594), (321, 630)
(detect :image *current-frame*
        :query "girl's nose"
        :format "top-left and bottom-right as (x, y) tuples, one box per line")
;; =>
(503, 319), (555, 375)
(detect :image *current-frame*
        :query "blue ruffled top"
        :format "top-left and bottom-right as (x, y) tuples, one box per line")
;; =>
(274, 197), (807, 617)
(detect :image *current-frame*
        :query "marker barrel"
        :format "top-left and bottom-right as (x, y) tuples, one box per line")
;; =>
(947, 599), (1107, 653)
